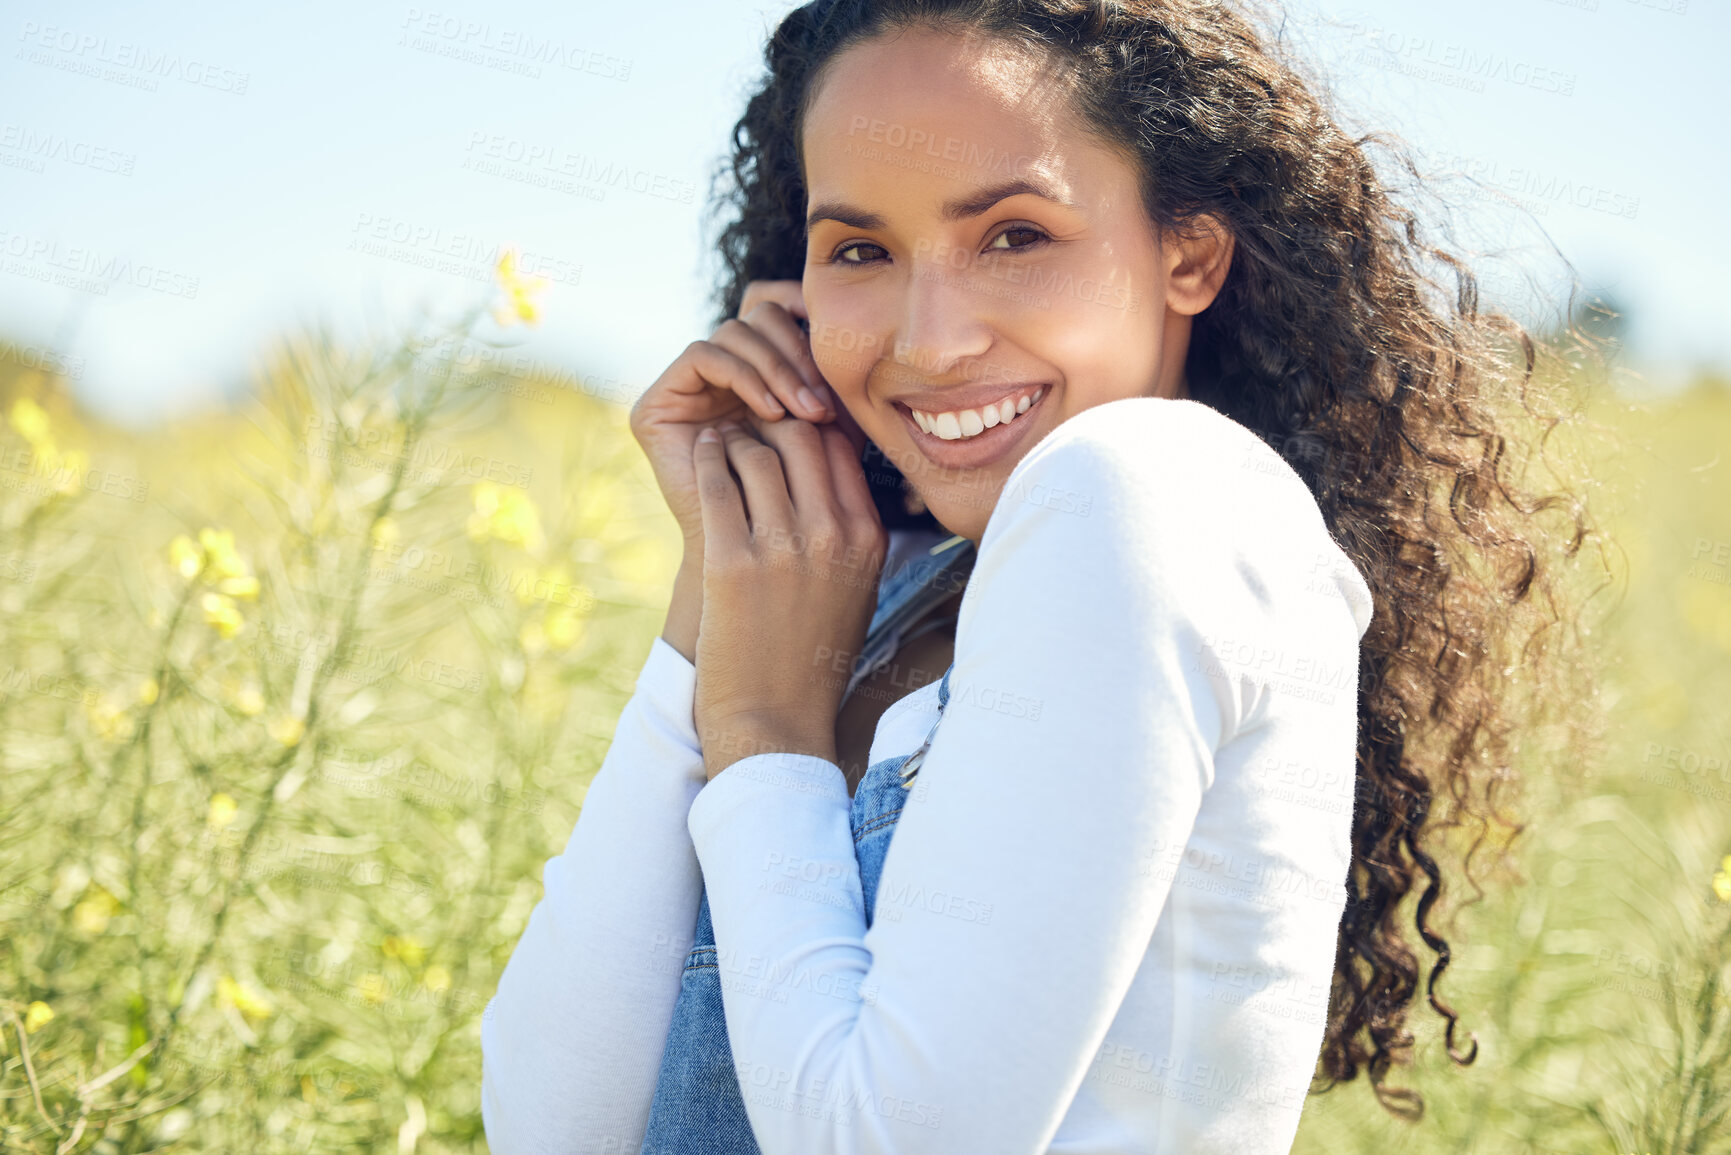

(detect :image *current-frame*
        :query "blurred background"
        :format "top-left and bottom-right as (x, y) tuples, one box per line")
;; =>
(0, 0), (1726, 1151)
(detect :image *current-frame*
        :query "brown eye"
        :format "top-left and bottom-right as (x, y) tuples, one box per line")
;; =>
(986, 226), (1047, 252)
(834, 241), (888, 264)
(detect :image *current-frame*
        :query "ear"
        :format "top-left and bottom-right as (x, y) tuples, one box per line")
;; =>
(1162, 213), (1235, 317)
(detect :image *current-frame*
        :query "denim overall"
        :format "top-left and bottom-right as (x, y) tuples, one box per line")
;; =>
(640, 532), (976, 1154)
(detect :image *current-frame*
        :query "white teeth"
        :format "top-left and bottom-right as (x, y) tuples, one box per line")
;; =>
(911, 387), (1044, 442)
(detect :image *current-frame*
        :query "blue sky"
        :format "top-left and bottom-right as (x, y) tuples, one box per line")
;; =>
(0, 0), (1722, 425)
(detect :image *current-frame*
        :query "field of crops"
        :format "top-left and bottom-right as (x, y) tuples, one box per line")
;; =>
(2, 292), (1727, 1151)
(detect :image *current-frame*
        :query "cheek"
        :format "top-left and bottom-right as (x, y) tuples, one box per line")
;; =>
(1022, 286), (1163, 405)
(1019, 230), (1164, 391)
(808, 334), (862, 391)
(804, 302), (888, 391)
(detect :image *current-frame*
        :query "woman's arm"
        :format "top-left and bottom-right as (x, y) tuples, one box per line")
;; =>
(481, 273), (842, 1151)
(480, 631), (708, 1155)
(686, 396), (1372, 1154)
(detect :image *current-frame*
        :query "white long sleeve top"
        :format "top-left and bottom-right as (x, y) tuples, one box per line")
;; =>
(481, 395), (1375, 1154)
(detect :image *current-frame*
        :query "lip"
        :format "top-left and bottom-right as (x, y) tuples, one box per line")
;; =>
(893, 382), (1051, 471)
(891, 380), (1048, 414)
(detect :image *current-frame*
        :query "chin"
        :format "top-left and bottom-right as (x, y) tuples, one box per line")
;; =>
(920, 492), (991, 544)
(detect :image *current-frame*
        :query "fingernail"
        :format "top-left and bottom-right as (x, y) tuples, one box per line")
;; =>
(697, 427), (721, 443)
(796, 386), (825, 415)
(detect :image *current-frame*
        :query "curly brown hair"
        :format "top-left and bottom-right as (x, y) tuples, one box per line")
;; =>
(704, 0), (1603, 1120)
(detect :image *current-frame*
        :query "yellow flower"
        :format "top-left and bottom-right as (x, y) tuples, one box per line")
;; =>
(170, 534), (203, 578)
(86, 696), (133, 742)
(198, 528), (248, 581)
(1713, 855), (1731, 903)
(372, 516), (399, 548)
(24, 1001), (54, 1034)
(72, 886), (121, 935)
(138, 677), (159, 706)
(208, 792), (238, 828)
(357, 973), (389, 1006)
(217, 976), (274, 1021)
(543, 605), (584, 650)
(467, 481), (543, 551)
(267, 715), (305, 747)
(422, 965), (451, 993)
(8, 396), (53, 448)
(495, 292), (541, 327)
(382, 934), (425, 968)
(201, 592), (245, 639)
(173, 527), (257, 594)
(234, 684), (265, 717)
(5, 397), (90, 500)
(492, 247), (549, 328)
(217, 574), (260, 599)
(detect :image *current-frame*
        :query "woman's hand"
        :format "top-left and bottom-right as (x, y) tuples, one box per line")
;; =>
(630, 281), (836, 544)
(690, 414), (888, 781)
(631, 281), (840, 663)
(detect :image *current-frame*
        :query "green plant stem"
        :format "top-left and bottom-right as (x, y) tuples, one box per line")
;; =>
(115, 324), (462, 1155)
(123, 583), (195, 1026)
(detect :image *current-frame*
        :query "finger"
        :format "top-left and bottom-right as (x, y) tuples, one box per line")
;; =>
(692, 427), (751, 550)
(749, 411), (838, 517)
(712, 318), (830, 422)
(683, 340), (787, 421)
(819, 422), (880, 527)
(717, 422), (794, 535)
(739, 301), (833, 418)
(738, 280), (807, 322)
(826, 390), (869, 459)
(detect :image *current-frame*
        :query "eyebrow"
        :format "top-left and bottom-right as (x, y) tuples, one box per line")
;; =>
(804, 177), (1073, 239)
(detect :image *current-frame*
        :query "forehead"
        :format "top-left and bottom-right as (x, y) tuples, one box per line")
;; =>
(802, 26), (1088, 198)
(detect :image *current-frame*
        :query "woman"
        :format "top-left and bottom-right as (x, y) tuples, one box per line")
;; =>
(482, 1), (1591, 1151)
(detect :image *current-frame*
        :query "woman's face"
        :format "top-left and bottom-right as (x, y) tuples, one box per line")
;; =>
(801, 26), (1232, 543)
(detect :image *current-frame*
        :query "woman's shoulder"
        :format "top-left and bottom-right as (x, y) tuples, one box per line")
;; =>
(980, 396), (1373, 637)
(987, 397), (1306, 538)
(1030, 394), (1256, 454)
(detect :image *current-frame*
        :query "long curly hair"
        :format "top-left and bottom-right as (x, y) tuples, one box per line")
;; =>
(704, 0), (1604, 1120)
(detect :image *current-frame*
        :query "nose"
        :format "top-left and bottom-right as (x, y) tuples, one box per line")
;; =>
(889, 252), (994, 382)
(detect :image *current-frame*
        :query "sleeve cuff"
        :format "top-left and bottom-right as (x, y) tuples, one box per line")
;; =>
(635, 635), (701, 756)
(687, 752), (850, 852)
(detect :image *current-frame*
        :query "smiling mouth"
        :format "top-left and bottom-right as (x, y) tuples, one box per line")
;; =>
(892, 383), (1051, 471)
(904, 385), (1046, 441)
